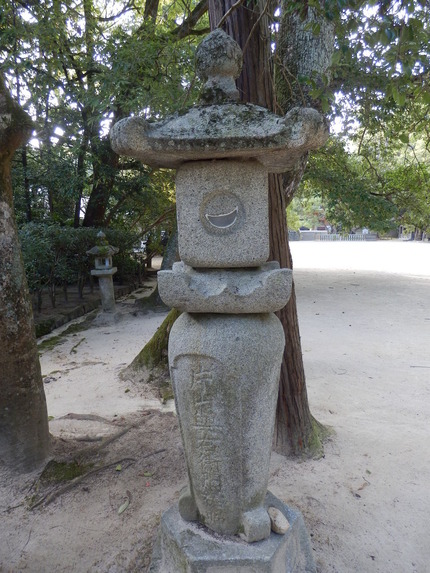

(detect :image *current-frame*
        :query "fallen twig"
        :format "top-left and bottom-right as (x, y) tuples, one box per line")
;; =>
(79, 414), (155, 457)
(141, 448), (166, 460)
(3, 502), (25, 514)
(70, 337), (86, 354)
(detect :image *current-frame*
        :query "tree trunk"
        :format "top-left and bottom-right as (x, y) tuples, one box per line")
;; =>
(0, 74), (50, 472)
(21, 145), (32, 222)
(82, 136), (119, 227)
(74, 127), (89, 228)
(274, 3), (334, 452)
(268, 172), (318, 452)
(209, 0), (329, 455)
(144, 0), (160, 22)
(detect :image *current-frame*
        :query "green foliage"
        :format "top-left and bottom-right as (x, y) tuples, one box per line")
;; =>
(19, 223), (142, 305)
(2, 0), (203, 232)
(286, 203), (301, 231)
(300, 134), (430, 234)
(328, 1), (430, 139)
(287, 195), (325, 231)
(2, 1), (430, 241)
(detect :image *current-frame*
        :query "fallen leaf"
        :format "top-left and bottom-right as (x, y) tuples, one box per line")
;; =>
(357, 481), (369, 491)
(118, 499), (129, 515)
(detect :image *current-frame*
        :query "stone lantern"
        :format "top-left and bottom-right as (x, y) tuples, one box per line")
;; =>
(111, 29), (327, 573)
(87, 231), (119, 313)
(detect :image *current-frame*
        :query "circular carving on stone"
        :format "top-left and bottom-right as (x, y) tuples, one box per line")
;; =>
(200, 191), (245, 236)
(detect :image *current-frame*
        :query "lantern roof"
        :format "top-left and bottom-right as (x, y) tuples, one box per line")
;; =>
(110, 29), (328, 173)
(86, 231), (119, 257)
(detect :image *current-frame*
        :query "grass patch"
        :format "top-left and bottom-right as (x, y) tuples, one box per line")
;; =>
(38, 334), (64, 353)
(37, 311), (97, 354)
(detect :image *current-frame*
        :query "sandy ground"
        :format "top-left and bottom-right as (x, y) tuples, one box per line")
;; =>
(1, 240), (429, 572)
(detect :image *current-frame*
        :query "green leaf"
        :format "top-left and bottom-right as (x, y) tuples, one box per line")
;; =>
(392, 87), (406, 107)
(331, 51), (342, 66)
(321, 95), (330, 114)
(115, 464), (122, 471)
(118, 499), (129, 514)
(399, 133), (409, 144)
(421, 91), (430, 105)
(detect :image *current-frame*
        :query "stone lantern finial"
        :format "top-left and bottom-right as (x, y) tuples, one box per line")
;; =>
(196, 28), (242, 103)
(96, 230), (108, 245)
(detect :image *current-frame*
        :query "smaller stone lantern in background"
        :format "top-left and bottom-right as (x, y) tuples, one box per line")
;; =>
(87, 231), (119, 313)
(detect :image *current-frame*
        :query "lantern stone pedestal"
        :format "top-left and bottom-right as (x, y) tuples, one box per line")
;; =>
(90, 267), (117, 313)
(150, 492), (315, 573)
(111, 28), (327, 573)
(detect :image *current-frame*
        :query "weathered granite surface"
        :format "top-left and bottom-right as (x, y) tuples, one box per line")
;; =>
(149, 491), (317, 573)
(175, 160), (269, 268)
(92, 273), (116, 312)
(168, 313), (285, 540)
(158, 261), (292, 313)
(110, 105), (328, 172)
(196, 28), (242, 104)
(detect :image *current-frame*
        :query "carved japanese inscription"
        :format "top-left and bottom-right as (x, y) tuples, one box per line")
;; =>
(171, 353), (242, 533)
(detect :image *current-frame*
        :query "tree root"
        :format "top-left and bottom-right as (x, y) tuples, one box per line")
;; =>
(29, 447), (167, 510)
(72, 413), (155, 460)
(29, 458), (137, 509)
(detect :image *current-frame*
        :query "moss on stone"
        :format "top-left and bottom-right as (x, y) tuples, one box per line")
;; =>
(38, 334), (64, 353)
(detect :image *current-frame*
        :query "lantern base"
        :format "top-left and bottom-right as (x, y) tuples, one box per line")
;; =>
(149, 492), (316, 573)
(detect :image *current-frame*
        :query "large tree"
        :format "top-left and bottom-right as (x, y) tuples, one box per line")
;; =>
(208, 0), (334, 455)
(207, 0), (430, 453)
(0, 74), (50, 471)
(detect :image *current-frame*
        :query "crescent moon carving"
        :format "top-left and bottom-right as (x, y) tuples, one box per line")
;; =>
(205, 206), (239, 229)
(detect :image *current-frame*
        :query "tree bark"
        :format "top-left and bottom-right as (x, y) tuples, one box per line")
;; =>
(268, 172), (317, 452)
(209, 0), (328, 455)
(82, 136), (119, 227)
(274, 2), (334, 452)
(144, 0), (159, 22)
(0, 74), (50, 472)
(21, 145), (32, 222)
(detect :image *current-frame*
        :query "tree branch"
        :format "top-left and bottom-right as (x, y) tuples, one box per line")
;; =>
(97, 1), (135, 22)
(173, 0), (209, 39)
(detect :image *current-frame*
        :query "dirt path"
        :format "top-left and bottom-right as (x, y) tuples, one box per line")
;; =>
(1, 241), (429, 572)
